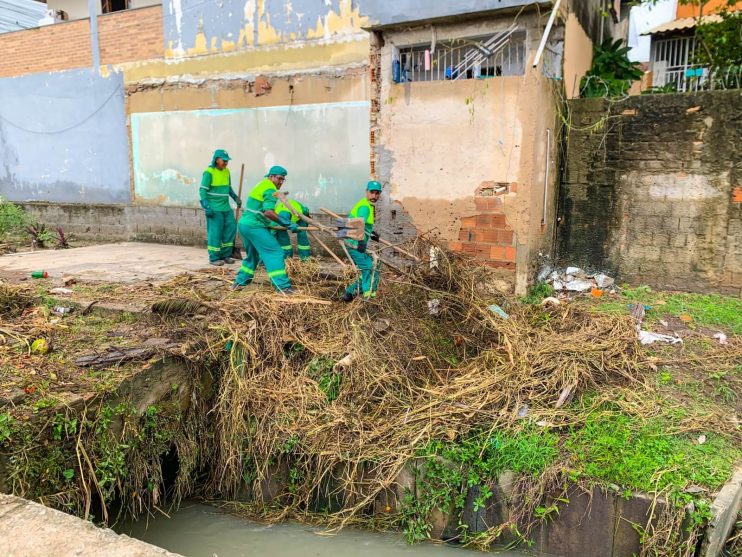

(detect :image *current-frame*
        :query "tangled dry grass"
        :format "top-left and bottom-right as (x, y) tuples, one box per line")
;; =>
(149, 244), (646, 525)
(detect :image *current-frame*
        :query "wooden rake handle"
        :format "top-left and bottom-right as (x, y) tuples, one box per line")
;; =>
(318, 207), (421, 262)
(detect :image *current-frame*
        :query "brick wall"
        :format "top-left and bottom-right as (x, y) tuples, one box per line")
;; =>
(557, 91), (742, 295)
(0, 20), (92, 78)
(449, 182), (517, 272)
(0, 6), (163, 78)
(98, 6), (163, 65)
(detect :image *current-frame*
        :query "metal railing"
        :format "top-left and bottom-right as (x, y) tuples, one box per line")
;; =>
(394, 31), (526, 83)
(648, 35), (741, 92)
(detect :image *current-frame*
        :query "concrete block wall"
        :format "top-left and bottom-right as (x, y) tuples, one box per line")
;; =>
(0, 6), (163, 78)
(557, 91), (742, 295)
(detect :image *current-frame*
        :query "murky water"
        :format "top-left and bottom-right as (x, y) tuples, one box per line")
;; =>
(119, 503), (527, 557)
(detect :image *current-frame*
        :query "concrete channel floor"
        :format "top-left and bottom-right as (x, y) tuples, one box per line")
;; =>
(0, 494), (182, 557)
(0, 243), (214, 283)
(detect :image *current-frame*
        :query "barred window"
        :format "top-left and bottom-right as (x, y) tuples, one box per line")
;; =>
(393, 28), (526, 83)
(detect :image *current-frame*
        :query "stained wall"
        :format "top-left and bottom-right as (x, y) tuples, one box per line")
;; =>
(0, 68), (131, 204)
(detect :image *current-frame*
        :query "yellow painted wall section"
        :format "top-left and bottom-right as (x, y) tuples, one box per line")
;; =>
(563, 12), (593, 99)
(123, 38), (369, 84)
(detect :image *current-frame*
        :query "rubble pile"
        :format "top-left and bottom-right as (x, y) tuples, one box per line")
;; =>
(537, 265), (616, 293)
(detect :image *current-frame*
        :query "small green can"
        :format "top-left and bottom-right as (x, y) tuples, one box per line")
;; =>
(31, 271), (48, 279)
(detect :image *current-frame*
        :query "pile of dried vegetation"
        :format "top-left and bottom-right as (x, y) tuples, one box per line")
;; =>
(1, 243), (740, 556)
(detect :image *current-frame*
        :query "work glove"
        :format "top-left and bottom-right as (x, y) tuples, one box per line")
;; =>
(278, 215), (294, 228)
(200, 199), (214, 217)
(229, 190), (242, 208)
(356, 241), (367, 254)
(234, 197), (242, 208)
(287, 222), (299, 233)
(370, 230), (380, 242)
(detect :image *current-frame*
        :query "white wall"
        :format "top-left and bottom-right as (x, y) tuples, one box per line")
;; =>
(627, 0), (676, 62)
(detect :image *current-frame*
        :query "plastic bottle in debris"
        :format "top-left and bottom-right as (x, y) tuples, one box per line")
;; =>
(31, 271), (48, 279)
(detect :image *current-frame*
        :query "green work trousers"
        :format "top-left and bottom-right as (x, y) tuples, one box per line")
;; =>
(206, 210), (236, 262)
(345, 248), (380, 299)
(235, 223), (292, 291)
(275, 229), (311, 261)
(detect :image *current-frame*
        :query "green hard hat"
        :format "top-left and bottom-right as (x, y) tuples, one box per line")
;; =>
(265, 165), (288, 177)
(213, 149), (231, 162)
(366, 180), (382, 192)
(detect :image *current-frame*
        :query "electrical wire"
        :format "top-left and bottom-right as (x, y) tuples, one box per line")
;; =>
(0, 83), (123, 135)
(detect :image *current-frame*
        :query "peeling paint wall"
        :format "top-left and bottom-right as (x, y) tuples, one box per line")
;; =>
(563, 12), (592, 99)
(163, 0), (369, 57)
(132, 101), (370, 212)
(0, 68), (131, 204)
(373, 13), (560, 294)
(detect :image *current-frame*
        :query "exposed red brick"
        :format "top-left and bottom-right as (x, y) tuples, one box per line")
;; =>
(733, 186), (742, 203)
(490, 246), (505, 260)
(448, 241), (463, 252)
(0, 6), (162, 78)
(485, 261), (516, 271)
(497, 229), (514, 244)
(460, 216), (477, 228)
(504, 246), (517, 261)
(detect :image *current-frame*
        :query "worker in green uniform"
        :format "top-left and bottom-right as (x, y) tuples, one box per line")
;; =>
(342, 180), (382, 302)
(199, 149), (242, 266)
(274, 199), (312, 261)
(232, 165), (297, 294)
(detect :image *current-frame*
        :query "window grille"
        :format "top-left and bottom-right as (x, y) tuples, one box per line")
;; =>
(393, 30), (527, 83)
(651, 36), (702, 92)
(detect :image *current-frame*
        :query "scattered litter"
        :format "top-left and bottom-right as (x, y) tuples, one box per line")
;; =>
(540, 297), (561, 307)
(62, 275), (76, 286)
(31, 271), (48, 279)
(535, 420), (555, 427)
(333, 353), (354, 372)
(685, 486), (708, 494)
(628, 304), (652, 312)
(594, 273), (615, 288)
(697, 434), (706, 445)
(30, 338), (50, 354)
(555, 383), (575, 408)
(638, 330), (682, 346)
(631, 304), (646, 328)
(540, 266), (617, 295)
(487, 304), (509, 319)
(429, 246), (442, 270)
(660, 320), (669, 327)
(49, 287), (73, 295)
(373, 318), (391, 333)
(713, 332), (728, 345)
(591, 288), (604, 298)
(536, 266), (553, 282)
(52, 306), (73, 315)
(427, 299), (440, 316)
(517, 404), (529, 418)
(679, 314), (694, 323)
(565, 279), (593, 292)
(655, 300), (666, 306)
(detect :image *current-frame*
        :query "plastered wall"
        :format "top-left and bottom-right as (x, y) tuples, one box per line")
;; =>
(0, 68), (131, 204)
(372, 13), (560, 293)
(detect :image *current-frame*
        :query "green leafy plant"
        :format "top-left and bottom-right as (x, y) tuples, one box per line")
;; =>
(0, 197), (27, 241)
(0, 412), (13, 444)
(580, 39), (643, 98)
(26, 222), (54, 248)
(522, 282), (554, 305)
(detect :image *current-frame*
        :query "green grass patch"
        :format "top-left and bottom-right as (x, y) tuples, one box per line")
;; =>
(565, 411), (740, 498)
(589, 285), (742, 334)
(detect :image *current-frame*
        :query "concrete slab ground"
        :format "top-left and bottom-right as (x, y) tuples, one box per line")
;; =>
(0, 494), (181, 557)
(0, 243), (215, 283)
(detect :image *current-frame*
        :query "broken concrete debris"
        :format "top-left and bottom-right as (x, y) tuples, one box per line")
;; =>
(539, 265), (616, 293)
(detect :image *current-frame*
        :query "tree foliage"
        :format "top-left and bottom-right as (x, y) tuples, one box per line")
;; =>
(580, 39), (644, 98)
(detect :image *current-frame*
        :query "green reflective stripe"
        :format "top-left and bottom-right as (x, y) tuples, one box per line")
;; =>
(267, 269), (287, 278)
(221, 242), (233, 247)
(207, 192), (229, 197)
(240, 265), (255, 275)
(207, 246), (220, 252)
(199, 186), (209, 191)
(281, 245), (292, 250)
(297, 244), (310, 249)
